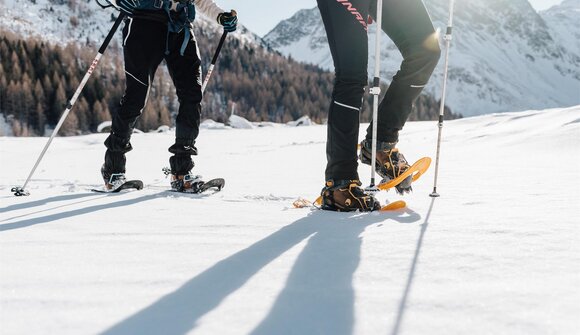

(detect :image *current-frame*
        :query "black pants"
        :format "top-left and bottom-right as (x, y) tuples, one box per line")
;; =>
(104, 17), (202, 175)
(318, 0), (441, 180)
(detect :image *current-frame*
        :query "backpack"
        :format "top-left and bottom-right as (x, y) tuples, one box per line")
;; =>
(116, 0), (196, 54)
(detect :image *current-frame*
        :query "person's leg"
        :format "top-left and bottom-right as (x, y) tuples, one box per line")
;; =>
(165, 27), (203, 176)
(103, 18), (166, 177)
(317, 0), (380, 211)
(366, 0), (441, 143)
(317, 0), (370, 181)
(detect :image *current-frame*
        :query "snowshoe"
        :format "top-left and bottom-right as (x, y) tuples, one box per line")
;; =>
(162, 168), (224, 194)
(359, 139), (413, 194)
(101, 165), (127, 191)
(94, 165), (143, 193)
(170, 173), (206, 193)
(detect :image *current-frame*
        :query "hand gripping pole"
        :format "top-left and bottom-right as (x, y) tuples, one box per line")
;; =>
(201, 10), (236, 94)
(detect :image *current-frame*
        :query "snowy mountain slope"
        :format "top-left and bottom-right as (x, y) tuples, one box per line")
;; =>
(540, 0), (580, 56)
(1, 105), (579, 334)
(264, 0), (580, 117)
(0, 0), (264, 48)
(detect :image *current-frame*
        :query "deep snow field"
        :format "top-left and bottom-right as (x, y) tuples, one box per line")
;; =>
(1, 106), (579, 335)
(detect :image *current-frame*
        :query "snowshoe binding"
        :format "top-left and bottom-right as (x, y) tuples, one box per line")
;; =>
(101, 165), (127, 191)
(320, 179), (381, 212)
(162, 167), (225, 194)
(359, 139), (413, 194)
(95, 165), (143, 193)
(170, 173), (205, 193)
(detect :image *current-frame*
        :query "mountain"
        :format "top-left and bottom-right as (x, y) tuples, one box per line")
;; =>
(539, 0), (580, 56)
(0, 0), (462, 137)
(264, 0), (580, 116)
(0, 0), (265, 49)
(0, 0), (340, 136)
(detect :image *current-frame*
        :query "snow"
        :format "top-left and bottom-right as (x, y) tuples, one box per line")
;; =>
(286, 115), (315, 127)
(1, 106), (580, 334)
(200, 119), (227, 129)
(0, 0), (265, 52)
(0, 114), (13, 136)
(228, 114), (254, 129)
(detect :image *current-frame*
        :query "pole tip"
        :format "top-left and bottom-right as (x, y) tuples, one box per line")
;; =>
(11, 187), (30, 196)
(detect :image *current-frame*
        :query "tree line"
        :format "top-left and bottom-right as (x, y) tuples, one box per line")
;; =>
(0, 28), (460, 136)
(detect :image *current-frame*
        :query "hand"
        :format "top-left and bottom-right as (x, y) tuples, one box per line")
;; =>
(217, 10), (237, 32)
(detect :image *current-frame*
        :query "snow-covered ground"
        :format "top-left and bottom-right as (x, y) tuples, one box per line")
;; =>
(1, 106), (579, 335)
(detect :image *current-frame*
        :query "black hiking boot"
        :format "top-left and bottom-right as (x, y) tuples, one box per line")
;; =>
(101, 165), (127, 191)
(321, 179), (381, 212)
(169, 172), (205, 193)
(165, 154), (204, 193)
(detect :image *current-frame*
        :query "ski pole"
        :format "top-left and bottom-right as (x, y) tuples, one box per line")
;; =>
(11, 13), (126, 196)
(367, 0), (383, 192)
(430, 0), (455, 198)
(201, 15), (235, 94)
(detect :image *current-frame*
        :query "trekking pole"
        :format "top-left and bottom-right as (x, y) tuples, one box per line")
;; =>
(201, 10), (236, 94)
(11, 13), (126, 196)
(367, 0), (383, 192)
(430, 0), (455, 198)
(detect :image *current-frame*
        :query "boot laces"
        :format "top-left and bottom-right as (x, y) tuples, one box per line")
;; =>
(384, 148), (409, 178)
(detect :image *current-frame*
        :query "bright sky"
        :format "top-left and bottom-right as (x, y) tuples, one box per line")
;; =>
(216, 0), (564, 37)
(528, 0), (564, 10)
(216, 0), (317, 36)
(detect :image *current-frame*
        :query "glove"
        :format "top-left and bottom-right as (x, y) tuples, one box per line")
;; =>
(217, 10), (237, 32)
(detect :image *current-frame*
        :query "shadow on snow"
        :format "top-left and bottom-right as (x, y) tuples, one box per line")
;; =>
(100, 208), (422, 335)
(0, 193), (158, 232)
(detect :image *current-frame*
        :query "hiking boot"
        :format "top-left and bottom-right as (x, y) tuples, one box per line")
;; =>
(101, 165), (127, 190)
(359, 139), (413, 194)
(170, 172), (205, 193)
(321, 179), (381, 212)
(165, 155), (203, 192)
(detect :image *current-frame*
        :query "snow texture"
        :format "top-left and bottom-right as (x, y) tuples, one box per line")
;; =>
(287, 115), (315, 127)
(1, 106), (579, 335)
(264, 0), (580, 117)
(228, 114), (254, 129)
(0, 114), (13, 136)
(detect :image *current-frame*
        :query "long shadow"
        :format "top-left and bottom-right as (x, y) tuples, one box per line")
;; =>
(0, 192), (97, 214)
(100, 209), (422, 335)
(0, 194), (159, 232)
(0, 194), (109, 223)
(249, 215), (374, 335)
(390, 198), (436, 335)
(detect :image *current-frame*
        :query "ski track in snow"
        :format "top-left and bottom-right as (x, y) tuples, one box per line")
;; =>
(1, 106), (579, 335)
